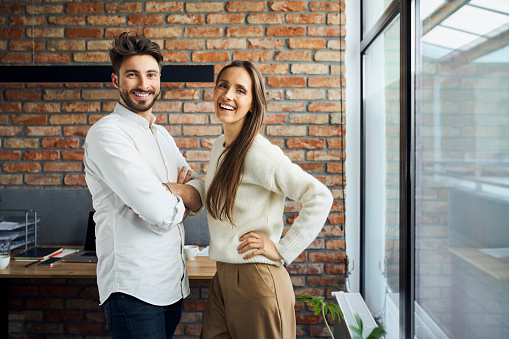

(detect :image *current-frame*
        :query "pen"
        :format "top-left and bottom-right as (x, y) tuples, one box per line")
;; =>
(25, 260), (40, 268)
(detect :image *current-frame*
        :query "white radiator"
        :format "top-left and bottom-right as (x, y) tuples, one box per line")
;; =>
(332, 291), (379, 339)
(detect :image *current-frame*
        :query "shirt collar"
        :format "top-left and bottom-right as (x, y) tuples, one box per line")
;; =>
(114, 103), (157, 129)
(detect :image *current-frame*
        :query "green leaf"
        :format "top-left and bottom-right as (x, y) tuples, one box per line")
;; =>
(325, 303), (343, 322)
(366, 326), (387, 339)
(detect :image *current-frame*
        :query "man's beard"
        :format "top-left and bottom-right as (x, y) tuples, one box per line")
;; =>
(119, 89), (159, 113)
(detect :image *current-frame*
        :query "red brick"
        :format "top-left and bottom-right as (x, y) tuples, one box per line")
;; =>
(23, 102), (60, 113)
(268, 1), (307, 12)
(9, 16), (47, 26)
(105, 28), (143, 39)
(4, 90), (40, 101)
(267, 76), (306, 88)
(309, 126), (345, 137)
(25, 322), (63, 334)
(0, 126), (22, 136)
(309, 77), (345, 88)
(296, 313), (323, 324)
(153, 102), (182, 113)
(308, 102), (344, 113)
(23, 151), (60, 161)
(0, 151), (21, 161)
(328, 13), (347, 25)
(62, 151), (84, 161)
(47, 40), (86, 52)
(9, 40), (45, 51)
(286, 90), (325, 101)
(185, 324), (202, 335)
(162, 51), (190, 63)
(0, 4), (23, 14)
(66, 3), (103, 14)
(43, 89), (80, 101)
(327, 138), (345, 149)
(128, 14), (165, 26)
(207, 39), (246, 50)
(0, 28), (24, 39)
(62, 102), (101, 113)
(63, 126), (90, 136)
(291, 64), (329, 75)
(232, 51), (271, 61)
(85, 311), (106, 323)
(226, 26), (264, 37)
(265, 113), (287, 124)
(184, 300), (207, 311)
(226, 1), (266, 12)
(287, 13), (325, 24)
(267, 26), (306, 37)
(183, 126), (221, 136)
(327, 163), (345, 174)
(325, 264), (345, 274)
(27, 27), (64, 38)
(27, 4), (63, 15)
(41, 138), (80, 149)
(274, 51), (311, 61)
(287, 138), (325, 149)
(192, 51), (229, 62)
(185, 27), (223, 38)
(186, 2), (222, 12)
(106, 2), (142, 13)
(326, 239), (346, 250)
(44, 162), (82, 172)
(66, 28), (103, 38)
(288, 38), (326, 49)
(314, 50), (344, 61)
(34, 52), (71, 64)
(163, 89), (201, 100)
(87, 15), (125, 26)
(3, 138), (39, 149)
(286, 264), (323, 275)
(66, 323), (103, 335)
(49, 114), (86, 125)
(45, 310), (82, 322)
(266, 126), (306, 136)
(247, 13), (284, 24)
(207, 13), (244, 24)
(0, 174), (22, 185)
(309, 252), (346, 262)
(175, 138), (200, 149)
(267, 101), (305, 112)
(185, 151), (211, 161)
(309, 1), (344, 12)
(64, 174), (86, 186)
(316, 174), (345, 187)
(165, 39), (204, 50)
(247, 38), (284, 49)
(167, 14), (204, 25)
(74, 52), (109, 63)
(47, 15), (85, 26)
(82, 90), (118, 100)
(168, 114), (208, 125)
(146, 2), (183, 12)
(0, 52), (31, 63)
(328, 213), (345, 225)
(183, 102), (214, 113)
(3, 163), (41, 173)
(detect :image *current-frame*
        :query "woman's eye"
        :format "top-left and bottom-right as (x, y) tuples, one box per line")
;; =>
(237, 89), (246, 94)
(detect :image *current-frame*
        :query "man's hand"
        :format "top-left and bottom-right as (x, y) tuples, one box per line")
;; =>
(163, 167), (202, 212)
(238, 232), (283, 261)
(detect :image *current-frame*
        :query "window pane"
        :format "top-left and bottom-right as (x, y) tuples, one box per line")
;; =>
(363, 15), (400, 338)
(362, 0), (393, 38)
(415, 0), (509, 337)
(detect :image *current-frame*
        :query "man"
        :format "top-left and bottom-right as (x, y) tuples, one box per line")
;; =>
(84, 32), (204, 338)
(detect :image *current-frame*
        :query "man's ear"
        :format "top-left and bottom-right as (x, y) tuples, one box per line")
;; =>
(111, 73), (118, 88)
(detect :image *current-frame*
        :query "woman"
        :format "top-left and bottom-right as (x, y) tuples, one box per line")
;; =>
(200, 60), (333, 339)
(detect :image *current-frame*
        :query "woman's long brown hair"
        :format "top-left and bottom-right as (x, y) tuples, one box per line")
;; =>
(206, 60), (267, 226)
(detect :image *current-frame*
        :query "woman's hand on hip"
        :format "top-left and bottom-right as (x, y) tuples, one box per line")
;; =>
(238, 232), (283, 261)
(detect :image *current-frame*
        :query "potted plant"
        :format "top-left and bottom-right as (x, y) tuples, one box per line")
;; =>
(297, 295), (387, 339)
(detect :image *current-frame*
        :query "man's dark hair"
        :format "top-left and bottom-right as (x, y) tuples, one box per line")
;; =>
(109, 32), (164, 75)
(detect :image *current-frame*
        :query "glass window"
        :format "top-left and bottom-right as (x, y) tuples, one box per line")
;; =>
(362, 15), (400, 338)
(362, 0), (393, 37)
(415, 0), (509, 337)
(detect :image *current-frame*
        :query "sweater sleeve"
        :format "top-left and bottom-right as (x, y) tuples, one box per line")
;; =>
(269, 153), (333, 265)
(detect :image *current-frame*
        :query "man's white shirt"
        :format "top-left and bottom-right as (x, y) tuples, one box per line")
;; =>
(84, 103), (204, 306)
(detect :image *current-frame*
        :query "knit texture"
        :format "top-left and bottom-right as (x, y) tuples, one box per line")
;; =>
(205, 134), (333, 266)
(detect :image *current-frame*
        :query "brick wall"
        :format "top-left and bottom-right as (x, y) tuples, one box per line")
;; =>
(1, 1), (346, 337)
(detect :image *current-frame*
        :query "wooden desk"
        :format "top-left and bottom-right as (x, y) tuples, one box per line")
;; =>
(449, 247), (509, 280)
(0, 249), (216, 337)
(0, 248), (216, 279)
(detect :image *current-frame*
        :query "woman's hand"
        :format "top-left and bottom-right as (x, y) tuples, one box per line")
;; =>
(238, 232), (283, 261)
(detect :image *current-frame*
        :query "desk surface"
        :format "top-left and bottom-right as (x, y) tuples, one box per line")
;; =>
(0, 248), (216, 279)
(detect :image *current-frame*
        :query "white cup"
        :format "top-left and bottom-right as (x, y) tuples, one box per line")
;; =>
(0, 238), (11, 270)
(184, 245), (199, 261)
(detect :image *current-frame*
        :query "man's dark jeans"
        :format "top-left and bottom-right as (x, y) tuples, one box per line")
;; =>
(103, 293), (183, 339)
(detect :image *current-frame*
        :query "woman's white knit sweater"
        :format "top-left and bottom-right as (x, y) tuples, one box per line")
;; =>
(204, 134), (333, 266)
